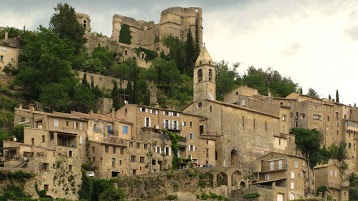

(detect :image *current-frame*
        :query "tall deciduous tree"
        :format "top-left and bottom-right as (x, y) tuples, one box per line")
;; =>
(216, 60), (240, 100)
(306, 88), (320, 98)
(14, 26), (76, 101)
(49, 3), (86, 54)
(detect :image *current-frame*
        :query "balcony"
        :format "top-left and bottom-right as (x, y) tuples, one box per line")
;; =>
(102, 136), (127, 147)
(260, 163), (287, 173)
(162, 123), (181, 131)
(177, 137), (187, 147)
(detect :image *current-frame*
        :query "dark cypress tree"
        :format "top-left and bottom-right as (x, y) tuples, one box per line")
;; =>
(126, 81), (133, 104)
(82, 73), (90, 88)
(184, 29), (195, 76)
(336, 89), (339, 103)
(112, 81), (120, 110)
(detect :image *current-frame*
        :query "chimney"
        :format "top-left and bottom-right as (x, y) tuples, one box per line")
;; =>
(4, 32), (8, 42)
(111, 108), (115, 118)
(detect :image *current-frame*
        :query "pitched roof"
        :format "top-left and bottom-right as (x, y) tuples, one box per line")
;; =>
(195, 46), (214, 67)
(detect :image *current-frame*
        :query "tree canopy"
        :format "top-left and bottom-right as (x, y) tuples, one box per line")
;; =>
(49, 3), (86, 54)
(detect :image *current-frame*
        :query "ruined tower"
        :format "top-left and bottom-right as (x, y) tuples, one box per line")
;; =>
(159, 7), (203, 45)
(76, 13), (91, 40)
(193, 46), (216, 101)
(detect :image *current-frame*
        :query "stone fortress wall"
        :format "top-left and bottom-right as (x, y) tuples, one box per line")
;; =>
(76, 6), (202, 56)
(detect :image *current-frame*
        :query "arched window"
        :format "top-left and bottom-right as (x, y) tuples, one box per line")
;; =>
(198, 69), (203, 82)
(209, 69), (212, 81)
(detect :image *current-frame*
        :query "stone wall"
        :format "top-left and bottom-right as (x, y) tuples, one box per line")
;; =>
(77, 71), (127, 91)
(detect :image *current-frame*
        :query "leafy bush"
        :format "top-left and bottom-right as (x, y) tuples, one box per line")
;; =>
(166, 194), (177, 200)
(243, 192), (260, 199)
(7, 170), (34, 182)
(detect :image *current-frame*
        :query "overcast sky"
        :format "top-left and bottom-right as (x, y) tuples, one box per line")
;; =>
(2, 0), (358, 105)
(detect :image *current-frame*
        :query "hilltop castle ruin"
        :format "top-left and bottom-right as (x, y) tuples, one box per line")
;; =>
(76, 7), (203, 68)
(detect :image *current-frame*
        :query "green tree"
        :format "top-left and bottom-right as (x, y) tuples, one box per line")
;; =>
(99, 187), (125, 201)
(49, 3), (86, 54)
(112, 81), (122, 110)
(78, 170), (93, 200)
(69, 85), (96, 113)
(216, 60), (240, 100)
(306, 88), (320, 98)
(40, 83), (70, 112)
(92, 46), (115, 73)
(336, 89), (339, 103)
(119, 24), (131, 44)
(0, 27), (22, 39)
(162, 35), (185, 74)
(184, 29), (195, 76)
(290, 128), (321, 167)
(14, 26), (76, 101)
(91, 179), (112, 201)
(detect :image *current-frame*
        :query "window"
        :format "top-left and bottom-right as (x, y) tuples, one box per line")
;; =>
(291, 172), (295, 179)
(131, 155), (136, 162)
(313, 114), (322, 120)
(294, 161), (298, 168)
(140, 156), (145, 163)
(327, 116), (330, 121)
(66, 121), (69, 126)
(182, 122), (186, 127)
(42, 163), (49, 171)
(165, 147), (171, 156)
(44, 184), (49, 192)
(119, 160), (122, 165)
(330, 170), (333, 176)
(112, 158), (116, 168)
(172, 120), (178, 130)
(269, 161), (274, 170)
(105, 146), (109, 153)
(210, 106), (212, 112)
(42, 135), (45, 143)
(144, 144), (147, 149)
(282, 115), (287, 122)
(242, 116), (245, 127)
(69, 151), (73, 158)
(253, 119), (256, 129)
(265, 122), (268, 131)
(278, 160), (283, 169)
(123, 125), (128, 134)
(137, 143), (140, 149)
(264, 173), (270, 180)
(156, 146), (161, 153)
(190, 121), (192, 127)
(129, 142), (133, 147)
(92, 146), (95, 153)
(198, 69), (203, 82)
(189, 145), (195, 152)
(291, 182), (295, 190)
(113, 147), (116, 154)
(208, 69), (212, 81)
(140, 107), (145, 112)
(120, 148), (124, 155)
(290, 193), (295, 200)
(206, 149), (209, 157)
(54, 119), (59, 128)
(164, 119), (169, 129)
(189, 133), (194, 140)
(31, 138), (34, 145)
(144, 117), (150, 127)
(200, 125), (204, 134)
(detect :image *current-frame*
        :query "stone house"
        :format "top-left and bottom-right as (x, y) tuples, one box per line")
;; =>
(0, 32), (20, 73)
(343, 120), (358, 169)
(252, 152), (309, 201)
(115, 104), (215, 167)
(182, 47), (280, 167)
(313, 163), (349, 201)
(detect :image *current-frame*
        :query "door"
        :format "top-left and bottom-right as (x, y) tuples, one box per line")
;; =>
(277, 193), (284, 201)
